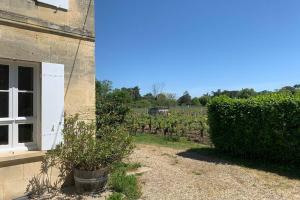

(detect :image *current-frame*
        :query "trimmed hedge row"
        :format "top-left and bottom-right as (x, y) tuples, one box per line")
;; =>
(208, 94), (300, 164)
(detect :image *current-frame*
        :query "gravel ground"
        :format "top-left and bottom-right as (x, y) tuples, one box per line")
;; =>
(130, 144), (300, 200)
(29, 190), (112, 200)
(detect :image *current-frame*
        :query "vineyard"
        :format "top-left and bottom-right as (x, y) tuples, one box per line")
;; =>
(126, 107), (210, 144)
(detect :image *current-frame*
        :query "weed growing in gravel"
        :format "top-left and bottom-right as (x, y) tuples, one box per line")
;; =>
(108, 162), (142, 200)
(111, 162), (142, 172)
(192, 171), (202, 176)
(107, 192), (124, 200)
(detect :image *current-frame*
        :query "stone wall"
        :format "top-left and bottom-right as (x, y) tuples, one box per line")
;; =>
(0, 0), (94, 33)
(0, 0), (95, 120)
(0, 25), (95, 120)
(0, 156), (64, 200)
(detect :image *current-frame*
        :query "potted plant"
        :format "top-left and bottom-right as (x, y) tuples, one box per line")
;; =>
(47, 115), (134, 193)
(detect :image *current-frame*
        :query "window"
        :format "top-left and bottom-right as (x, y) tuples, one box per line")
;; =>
(0, 65), (9, 118)
(37, 0), (69, 10)
(0, 60), (64, 152)
(0, 59), (40, 151)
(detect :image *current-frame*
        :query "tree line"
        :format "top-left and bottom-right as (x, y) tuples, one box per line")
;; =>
(96, 80), (300, 108)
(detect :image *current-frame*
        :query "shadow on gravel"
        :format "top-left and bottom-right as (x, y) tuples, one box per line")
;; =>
(177, 147), (300, 180)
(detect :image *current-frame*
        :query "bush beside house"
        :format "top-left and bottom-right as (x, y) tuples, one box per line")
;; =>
(27, 115), (134, 196)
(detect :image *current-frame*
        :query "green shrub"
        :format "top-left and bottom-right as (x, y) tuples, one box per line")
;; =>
(47, 115), (134, 171)
(109, 169), (141, 200)
(96, 97), (130, 130)
(208, 94), (300, 164)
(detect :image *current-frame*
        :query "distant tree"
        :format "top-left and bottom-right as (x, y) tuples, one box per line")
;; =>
(191, 97), (200, 106)
(238, 88), (256, 99)
(165, 93), (176, 100)
(96, 80), (112, 98)
(177, 91), (192, 106)
(212, 89), (222, 97)
(152, 83), (165, 97)
(167, 99), (177, 107)
(144, 93), (155, 99)
(120, 86), (141, 101)
(164, 93), (177, 107)
(294, 90), (300, 96)
(97, 80), (300, 111)
(259, 90), (272, 95)
(294, 84), (300, 89)
(199, 95), (211, 106)
(212, 88), (257, 99)
(223, 90), (239, 98)
(131, 86), (141, 100)
(133, 99), (152, 108)
(110, 89), (132, 104)
(155, 93), (168, 107)
(280, 86), (296, 94)
(212, 89), (239, 98)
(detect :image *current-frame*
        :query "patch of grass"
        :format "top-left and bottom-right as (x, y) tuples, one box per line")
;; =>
(109, 171), (141, 200)
(133, 133), (207, 149)
(107, 192), (124, 200)
(109, 162), (141, 200)
(111, 162), (142, 172)
(163, 135), (180, 142)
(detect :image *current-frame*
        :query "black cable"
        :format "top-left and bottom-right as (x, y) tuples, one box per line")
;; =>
(64, 0), (93, 99)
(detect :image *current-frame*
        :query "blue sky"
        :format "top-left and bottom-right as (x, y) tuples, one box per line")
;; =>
(95, 0), (300, 97)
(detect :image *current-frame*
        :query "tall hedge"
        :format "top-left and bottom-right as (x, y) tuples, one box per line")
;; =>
(208, 94), (300, 164)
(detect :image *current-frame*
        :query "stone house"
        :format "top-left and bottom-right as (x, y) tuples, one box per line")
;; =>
(0, 0), (95, 199)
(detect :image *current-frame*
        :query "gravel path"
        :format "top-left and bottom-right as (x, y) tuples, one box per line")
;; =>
(130, 144), (300, 200)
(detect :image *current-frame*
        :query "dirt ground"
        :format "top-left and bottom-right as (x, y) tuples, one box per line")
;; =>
(130, 144), (300, 200)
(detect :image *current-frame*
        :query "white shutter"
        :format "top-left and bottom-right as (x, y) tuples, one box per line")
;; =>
(41, 62), (64, 151)
(37, 0), (69, 10)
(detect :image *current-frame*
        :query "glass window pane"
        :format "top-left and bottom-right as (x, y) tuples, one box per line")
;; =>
(0, 65), (9, 90)
(18, 124), (33, 143)
(0, 92), (9, 118)
(18, 67), (33, 91)
(0, 125), (8, 145)
(18, 93), (33, 117)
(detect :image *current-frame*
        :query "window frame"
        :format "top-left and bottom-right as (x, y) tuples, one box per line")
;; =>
(0, 59), (40, 152)
(36, 0), (69, 10)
